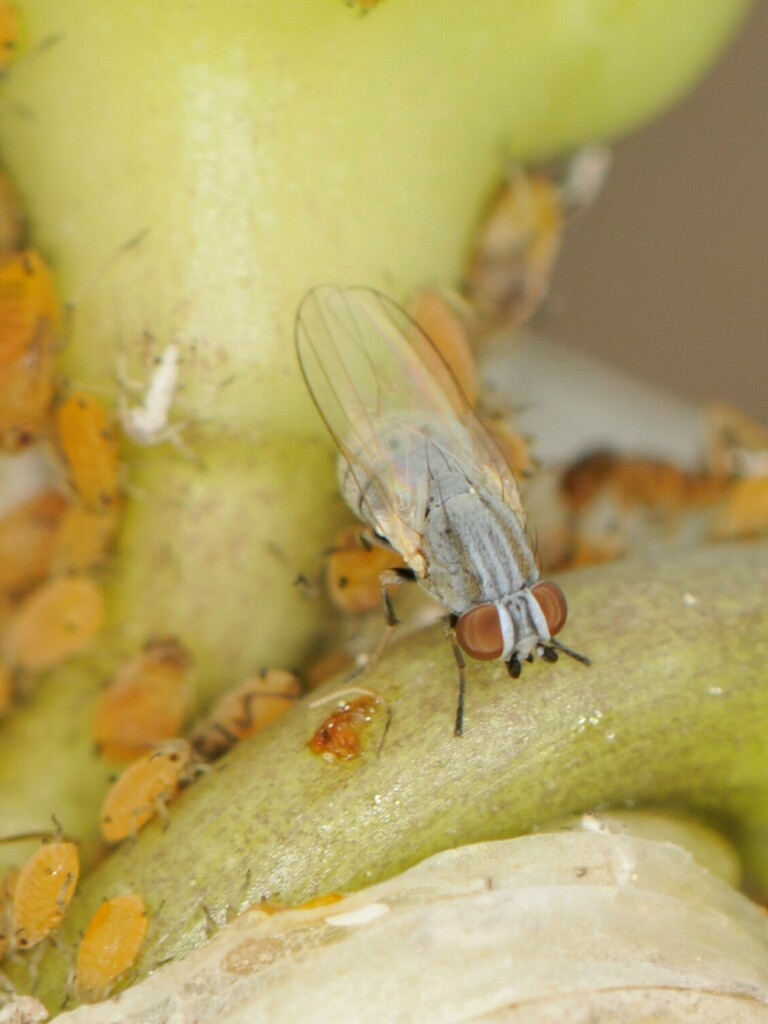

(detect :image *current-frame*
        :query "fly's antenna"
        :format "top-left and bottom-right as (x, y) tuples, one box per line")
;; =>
(549, 638), (591, 666)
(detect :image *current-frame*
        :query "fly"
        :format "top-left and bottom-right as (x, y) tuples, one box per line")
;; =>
(295, 285), (589, 734)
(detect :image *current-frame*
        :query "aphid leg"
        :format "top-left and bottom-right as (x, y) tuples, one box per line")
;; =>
(125, 802), (160, 844)
(507, 655), (522, 679)
(232, 688), (298, 733)
(114, 351), (147, 396)
(541, 646), (559, 663)
(152, 789), (175, 833)
(163, 423), (200, 463)
(445, 618), (467, 737)
(24, 941), (49, 990)
(55, 871), (77, 917)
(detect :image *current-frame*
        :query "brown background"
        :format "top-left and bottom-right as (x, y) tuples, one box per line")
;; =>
(548, 1), (767, 424)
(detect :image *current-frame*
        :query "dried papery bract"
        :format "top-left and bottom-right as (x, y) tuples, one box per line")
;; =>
(190, 669), (300, 761)
(75, 894), (148, 1003)
(92, 637), (193, 763)
(100, 739), (197, 843)
(54, 829), (768, 1022)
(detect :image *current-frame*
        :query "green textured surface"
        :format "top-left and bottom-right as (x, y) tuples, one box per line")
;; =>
(22, 540), (768, 1010)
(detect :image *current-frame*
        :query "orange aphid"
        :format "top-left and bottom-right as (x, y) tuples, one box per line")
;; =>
(50, 502), (119, 574)
(11, 841), (79, 950)
(100, 739), (196, 843)
(0, 249), (59, 451)
(0, 3), (19, 71)
(0, 867), (18, 960)
(465, 148), (609, 335)
(304, 649), (354, 690)
(560, 451), (726, 515)
(75, 894), (148, 1003)
(55, 392), (121, 511)
(408, 289), (533, 483)
(709, 477), (768, 540)
(190, 668), (300, 761)
(557, 450), (730, 569)
(0, 662), (13, 716)
(92, 638), (192, 763)
(0, 170), (25, 257)
(0, 490), (68, 598)
(2, 574), (105, 672)
(408, 289), (478, 409)
(308, 694), (383, 762)
(482, 416), (535, 480)
(326, 525), (407, 615)
(465, 170), (563, 333)
(706, 402), (768, 479)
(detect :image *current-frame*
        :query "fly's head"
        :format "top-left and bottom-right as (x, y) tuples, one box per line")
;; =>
(454, 581), (588, 676)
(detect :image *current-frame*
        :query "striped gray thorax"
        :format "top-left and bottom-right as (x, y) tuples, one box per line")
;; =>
(340, 429), (543, 651)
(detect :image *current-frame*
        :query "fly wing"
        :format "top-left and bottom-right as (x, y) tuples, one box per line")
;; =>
(295, 285), (525, 561)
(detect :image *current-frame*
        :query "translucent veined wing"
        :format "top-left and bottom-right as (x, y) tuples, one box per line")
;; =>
(295, 285), (525, 564)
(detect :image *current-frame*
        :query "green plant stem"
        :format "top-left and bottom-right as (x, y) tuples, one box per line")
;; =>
(22, 539), (768, 1009)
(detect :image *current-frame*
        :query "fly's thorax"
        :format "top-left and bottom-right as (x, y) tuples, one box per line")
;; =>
(418, 485), (538, 612)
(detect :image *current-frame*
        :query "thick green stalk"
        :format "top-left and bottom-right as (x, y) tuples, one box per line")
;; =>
(21, 540), (768, 1009)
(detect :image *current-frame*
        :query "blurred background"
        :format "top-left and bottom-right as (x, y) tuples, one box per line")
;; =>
(548, 0), (767, 424)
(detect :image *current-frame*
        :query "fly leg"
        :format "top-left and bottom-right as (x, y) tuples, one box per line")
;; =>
(445, 618), (467, 737)
(347, 567), (416, 679)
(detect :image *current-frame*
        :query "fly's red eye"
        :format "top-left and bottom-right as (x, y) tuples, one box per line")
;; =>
(531, 581), (568, 637)
(455, 604), (504, 660)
